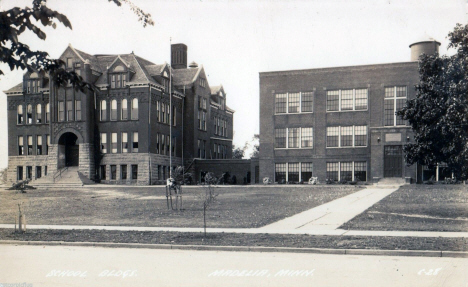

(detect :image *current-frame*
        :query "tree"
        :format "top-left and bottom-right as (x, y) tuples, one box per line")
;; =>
(397, 23), (468, 179)
(197, 172), (218, 237)
(0, 0), (153, 89)
(232, 144), (245, 159)
(250, 134), (259, 158)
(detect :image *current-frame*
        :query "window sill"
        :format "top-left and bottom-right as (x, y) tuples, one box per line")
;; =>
(326, 109), (368, 113)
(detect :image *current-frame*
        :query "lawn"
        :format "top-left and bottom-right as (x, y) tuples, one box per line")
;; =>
(1, 229), (467, 251)
(0, 185), (361, 228)
(341, 185), (468, 232)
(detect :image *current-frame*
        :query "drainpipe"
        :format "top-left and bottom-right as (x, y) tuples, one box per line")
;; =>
(148, 85), (151, 185)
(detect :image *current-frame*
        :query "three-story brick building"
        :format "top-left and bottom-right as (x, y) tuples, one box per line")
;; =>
(259, 36), (441, 184)
(5, 43), (234, 185)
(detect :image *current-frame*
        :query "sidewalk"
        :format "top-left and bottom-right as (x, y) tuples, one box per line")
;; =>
(259, 187), (397, 231)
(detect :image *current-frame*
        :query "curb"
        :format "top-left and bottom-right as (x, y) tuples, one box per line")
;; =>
(1, 240), (467, 258)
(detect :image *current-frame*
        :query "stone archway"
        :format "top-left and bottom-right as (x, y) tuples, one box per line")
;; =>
(58, 132), (79, 167)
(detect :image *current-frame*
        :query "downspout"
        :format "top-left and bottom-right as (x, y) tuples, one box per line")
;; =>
(182, 85), (185, 172)
(148, 85), (151, 185)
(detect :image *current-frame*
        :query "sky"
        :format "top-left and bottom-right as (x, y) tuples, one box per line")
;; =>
(0, 0), (467, 169)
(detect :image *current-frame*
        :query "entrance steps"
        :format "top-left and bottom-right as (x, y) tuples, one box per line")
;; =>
(30, 167), (94, 189)
(373, 177), (407, 188)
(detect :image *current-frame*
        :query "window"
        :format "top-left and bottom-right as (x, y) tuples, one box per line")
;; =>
(17, 105), (23, 124)
(355, 89), (368, 110)
(166, 135), (170, 155)
(197, 140), (201, 158)
(354, 126), (367, 146)
(18, 136), (24, 155)
(66, 101), (73, 121)
(45, 166), (47, 176)
(288, 92), (300, 113)
(27, 104), (33, 124)
(202, 111), (206, 131)
(75, 100), (81, 121)
(340, 162), (353, 181)
(36, 104), (42, 123)
(46, 135), (50, 155)
(121, 165), (127, 180)
(326, 127), (339, 147)
(326, 162), (339, 181)
(36, 166), (42, 179)
(111, 133), (117, 153)
(100, 100), (107, 121)
(288, 162), (299, 182)
(111, 165), (117, 180)
(301, 127), (313, 148)
(156, 101), (160, 122)
(203, 98), (207, 109)
(111, 100), (117, 121)
(26, 166), (32, 179)
(27, 136), (33, 155)
(161, 134), (165, 155)
(100, 133), (107, 153)
(100, 165), (106, 180)
(173, 105), (177, 126)
(166, 103), (170, 124)
(327, 126), (367, 148)
(275, 93), (287, 114)
(384, 86), (407, 126)
(156, 133), (160, 154)
(17, 166), (23, 181)
(36, 135), (42, 155)
(327, 89), (368, 111)
(301, 163), (313, 182)
(354, 162), (367, 181)
(326, 90), (340, 111)
(45, 103), (50, 123)
(213, 143), (217, 159)
(131, 165), (138, 180)
(111, 73), (127, 88)
(275, 163), (286, 183)
(122, 132), (128, 153)
(173, 137), (177, 157)
(197, 111), (201, 129)
(161, 103), (165, 123)
(132, 132), (139, 152)
(66, 58), (73, 68)
(275, 128), (286, 148)
(341, 90), (353, 111)
(340, 126), (353, 147)
(301, 92), (313, 112)
(288, 128), (299, 148)
(58, 101), (65, 121)
(121, 99), (128, 120)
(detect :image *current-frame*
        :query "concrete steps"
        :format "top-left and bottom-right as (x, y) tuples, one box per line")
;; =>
(374, 177), (406, 187)
(30, 167), (91, 189)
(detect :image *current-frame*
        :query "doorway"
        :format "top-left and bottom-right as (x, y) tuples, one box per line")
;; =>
(384, 145), (402, 177)
(58, 132), (79, 167)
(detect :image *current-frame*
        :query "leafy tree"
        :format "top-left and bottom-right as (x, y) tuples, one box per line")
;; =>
(232, 144), (245, 159)
(397, 23), (468, 179)
(0, 0), (153, 89)
(250, 134), (259, 158)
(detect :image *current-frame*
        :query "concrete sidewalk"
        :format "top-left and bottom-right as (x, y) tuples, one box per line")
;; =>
(259, 187), (397, 231)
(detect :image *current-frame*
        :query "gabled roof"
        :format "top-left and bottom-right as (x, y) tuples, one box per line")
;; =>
(210, 85), (222, 95)
(172, 67), (202, 86)
(4, 82), (23, 94)
(146, 64), (167, 76)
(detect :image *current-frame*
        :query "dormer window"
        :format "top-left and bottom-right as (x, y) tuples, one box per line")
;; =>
(110, 65), (127, 89)
(66, 58), (73, 69)
(26, 78), (41, 94)
(199, 78), (207, 88)
(111, 73), (127, 88)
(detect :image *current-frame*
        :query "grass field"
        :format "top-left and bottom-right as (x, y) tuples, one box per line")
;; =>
(0, 185), (361, 228)
(341, 185), (468, 232)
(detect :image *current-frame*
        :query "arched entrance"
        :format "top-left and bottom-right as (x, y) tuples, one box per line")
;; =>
(58, 132), (79, 167)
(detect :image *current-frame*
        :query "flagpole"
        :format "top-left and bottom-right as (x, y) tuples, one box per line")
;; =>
(169, 37), (173, 178)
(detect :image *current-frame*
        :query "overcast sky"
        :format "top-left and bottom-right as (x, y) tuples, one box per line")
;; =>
(0, 0), (467, 169)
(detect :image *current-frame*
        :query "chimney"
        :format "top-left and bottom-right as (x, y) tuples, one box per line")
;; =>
(171, 43), (187, 69)
(409, 35), (441, 61)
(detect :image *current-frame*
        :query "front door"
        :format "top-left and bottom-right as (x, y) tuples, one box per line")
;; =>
(65, 145), (79, 166)
(384, 145), (402, 177)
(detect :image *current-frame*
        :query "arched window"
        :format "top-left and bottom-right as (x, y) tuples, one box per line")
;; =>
(131, 98), (138, 120)
(100, 100), (107, 121)
(111, 100), (117, 121)
(36, 104), (42, 123)
(27, 104), (33, 124)
(17, 105), (23, 124)
(121, 99), (128, 120)
(45, 103), (50, 123)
